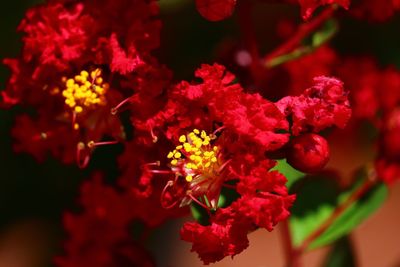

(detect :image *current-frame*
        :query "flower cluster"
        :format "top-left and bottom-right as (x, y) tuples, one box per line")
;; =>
(2, 0), (165, 166)
(131, 63), (350, 263)
(1, 0), (359, 266)
(269, 45), (400, 184)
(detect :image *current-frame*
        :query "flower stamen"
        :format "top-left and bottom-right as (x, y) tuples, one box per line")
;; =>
(61, 69), (109, 114)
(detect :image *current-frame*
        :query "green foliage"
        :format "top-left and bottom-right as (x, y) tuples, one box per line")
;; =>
(190, 185), (240, 225)
(322, 236), (356, 267)
(289, 173), (387, 250)
(272, 159), (305, 189)
(311, 19), (338, 47)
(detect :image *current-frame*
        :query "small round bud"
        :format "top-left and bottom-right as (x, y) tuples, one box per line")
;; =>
(287, 133), (330, 173)
(195, 0), (236, 22)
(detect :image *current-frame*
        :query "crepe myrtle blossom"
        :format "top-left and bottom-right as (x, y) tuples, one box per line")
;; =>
(1, 0), (167, 167)
(134, 64), (351, 263)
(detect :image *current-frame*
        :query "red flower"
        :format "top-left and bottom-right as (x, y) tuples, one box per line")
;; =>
(276, 76), (351, 136)
(136, 64), (348, 263)
(2, 0), (168, 166)
(55, 175), (156, 267)
(181, 208), (251, 264)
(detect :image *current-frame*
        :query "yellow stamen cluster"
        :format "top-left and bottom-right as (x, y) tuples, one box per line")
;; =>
(167, 129), (219, 182)
(61, 69), (109, 114)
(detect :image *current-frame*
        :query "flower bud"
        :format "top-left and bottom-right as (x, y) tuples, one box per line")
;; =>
(287, 133), (330, 173)
(195, 0), (236, 22)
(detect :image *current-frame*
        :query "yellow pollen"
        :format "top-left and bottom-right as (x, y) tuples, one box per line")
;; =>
(60, 68), (109, 113)
(179, 135), (186, 143)
(166, 129), (220, 181)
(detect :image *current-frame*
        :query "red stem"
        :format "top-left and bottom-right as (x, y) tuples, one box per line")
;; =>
(264, 7), (335, 63)
(281, 219), (302, 267)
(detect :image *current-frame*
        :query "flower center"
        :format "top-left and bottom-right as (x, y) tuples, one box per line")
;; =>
(61, 69), (109, 114)
(167, 129), (220, 183)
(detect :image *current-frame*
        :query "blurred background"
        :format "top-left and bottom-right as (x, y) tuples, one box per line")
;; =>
(1, 0), (399, 266)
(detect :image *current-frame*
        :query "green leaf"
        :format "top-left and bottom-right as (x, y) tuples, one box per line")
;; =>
(322, 236), (356, 267)
(311, 181), (387, 249)
(190, 201), (210, 226)
(266, 19), (338, 68)
(289, 171), (388, 250)
(311, 19), (338, 47)
(190, 185), (239, 225)
(272, 159), (305, 189)
(289, 176), (340, 247)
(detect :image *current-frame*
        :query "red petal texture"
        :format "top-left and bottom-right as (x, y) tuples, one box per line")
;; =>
(54, 175), (156, 267)
(109, 33), (144, 75)
(195, 0), (237, 21)
(135, 63), (290, 151)
(276, 76), (351, 135)
(180, 216), (250, 264)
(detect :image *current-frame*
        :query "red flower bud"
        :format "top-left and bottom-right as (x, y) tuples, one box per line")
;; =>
(195, 0), (236, 22)
(287, 133), (330, 173)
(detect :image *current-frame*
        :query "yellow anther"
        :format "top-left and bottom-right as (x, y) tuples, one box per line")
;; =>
(61, 68), (108, 114)
(74, 106), (83, 113)
(73, 123), (80, 130)
(91, 69), (101, 79)
(80, 70), (89, 77)
(194, 140), (202, 148)
(87, 140), (95, 148)
(66, 79), (75, 87)
(179, 135), (186, 143)
(166, 129), (222, 183)
(96, 77), (103, 85)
